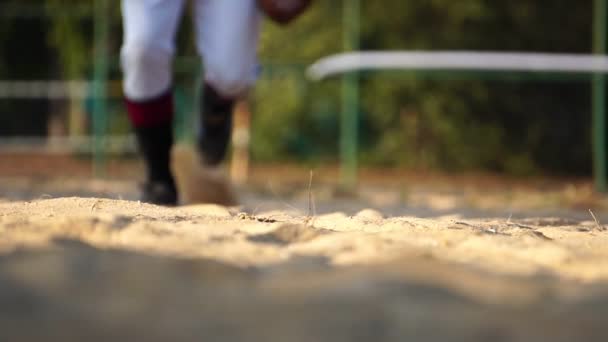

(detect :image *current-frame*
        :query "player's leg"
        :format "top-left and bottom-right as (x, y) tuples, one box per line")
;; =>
(120, 0), (186, 205)
(193, 0), (260, 166)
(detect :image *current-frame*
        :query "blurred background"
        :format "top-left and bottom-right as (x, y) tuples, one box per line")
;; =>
(0, 0), (604, 214)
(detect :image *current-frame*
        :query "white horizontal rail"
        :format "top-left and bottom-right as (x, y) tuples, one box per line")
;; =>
(0, 136), (136, 154)
(307, 51), (608, 80)
(0, 81), (123, 99)
(0, 81), (92, 99)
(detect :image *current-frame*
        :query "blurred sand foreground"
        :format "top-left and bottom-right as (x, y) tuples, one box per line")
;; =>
(1, 196), (608, 341)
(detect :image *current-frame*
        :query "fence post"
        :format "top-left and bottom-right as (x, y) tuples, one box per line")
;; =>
(173, 85), (191, 143)
(594, 0), (608, 192)
(92, 0), (109, 177)
(341, 0), (360, 189)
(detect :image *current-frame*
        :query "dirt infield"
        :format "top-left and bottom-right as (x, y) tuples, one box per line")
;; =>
(1, 194), (608, 341)
(1, 148), (608, 340)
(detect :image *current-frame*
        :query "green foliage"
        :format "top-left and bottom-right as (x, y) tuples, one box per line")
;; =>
(252, 0), (592, 175)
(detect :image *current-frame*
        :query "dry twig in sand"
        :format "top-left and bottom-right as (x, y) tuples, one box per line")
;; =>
(589, 209), (606, 231)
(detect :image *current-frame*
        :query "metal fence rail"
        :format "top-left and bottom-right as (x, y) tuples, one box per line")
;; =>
(0, 136), (135, 154)
(0, 81), (94, 99)
(308, 51), (608, 80)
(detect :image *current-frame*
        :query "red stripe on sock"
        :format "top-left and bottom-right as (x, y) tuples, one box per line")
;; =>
(125, 91), (174, 127)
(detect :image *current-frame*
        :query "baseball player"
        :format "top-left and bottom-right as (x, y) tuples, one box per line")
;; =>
(121, 0), (311, 206)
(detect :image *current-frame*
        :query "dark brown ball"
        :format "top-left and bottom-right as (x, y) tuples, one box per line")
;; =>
(258, 0), (312, 25)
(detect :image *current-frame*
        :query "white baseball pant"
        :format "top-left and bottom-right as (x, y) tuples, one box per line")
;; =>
(121, 0), (260, 101)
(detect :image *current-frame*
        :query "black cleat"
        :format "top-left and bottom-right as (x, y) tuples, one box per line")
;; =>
(140, 181), (178, 206)
(198, 84), (234, 166)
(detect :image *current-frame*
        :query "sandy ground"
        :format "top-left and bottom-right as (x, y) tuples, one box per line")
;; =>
(1, 197), (608, 340)
(2, 149), (608, 340)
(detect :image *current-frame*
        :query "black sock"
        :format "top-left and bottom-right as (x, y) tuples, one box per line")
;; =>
(134, 124), (174, 186)
(198, 84), (235, 165)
